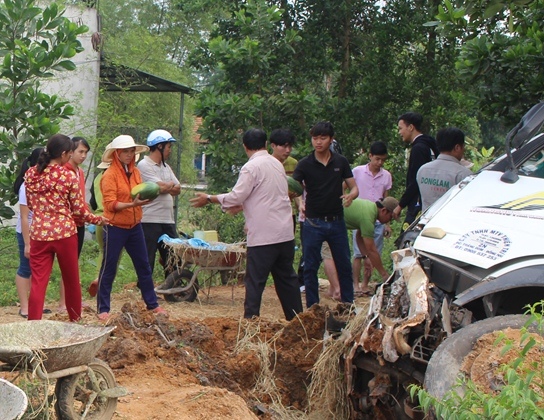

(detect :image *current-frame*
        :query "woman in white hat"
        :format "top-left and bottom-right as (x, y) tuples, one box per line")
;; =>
(95, 135), (167, 321)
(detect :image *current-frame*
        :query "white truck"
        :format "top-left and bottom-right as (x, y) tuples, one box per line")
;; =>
(345, 103), (544, 419)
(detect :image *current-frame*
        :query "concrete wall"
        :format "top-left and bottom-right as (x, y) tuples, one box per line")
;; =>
(41, 3), (100, 139)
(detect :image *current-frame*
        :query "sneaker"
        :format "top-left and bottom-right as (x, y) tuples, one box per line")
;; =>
(152, 306), (168, 316)
(88, 279), (99, 297)
(97, 312), (110, 322)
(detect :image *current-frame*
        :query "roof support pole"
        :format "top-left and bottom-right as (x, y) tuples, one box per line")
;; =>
(174, 92), (185, 226)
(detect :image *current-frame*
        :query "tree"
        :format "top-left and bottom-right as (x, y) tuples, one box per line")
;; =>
(191, 0), (481, 193)
(96, 0), (208, 184)
(191, 0), (321, 191)
(0, 0), (87, 218)
(432, 0), (544, 124)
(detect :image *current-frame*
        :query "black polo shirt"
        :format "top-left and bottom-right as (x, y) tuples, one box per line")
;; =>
(293, 151), (353, 218)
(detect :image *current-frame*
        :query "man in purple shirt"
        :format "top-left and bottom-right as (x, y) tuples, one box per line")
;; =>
(351, 141), (392, 295)
(190, 128), (303, 321)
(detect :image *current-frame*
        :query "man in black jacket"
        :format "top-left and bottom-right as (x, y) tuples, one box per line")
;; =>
(392, 112), (439, 231)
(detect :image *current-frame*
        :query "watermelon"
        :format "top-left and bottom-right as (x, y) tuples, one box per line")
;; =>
(287, 176), (303, 197)
(131, 181), (160, 200)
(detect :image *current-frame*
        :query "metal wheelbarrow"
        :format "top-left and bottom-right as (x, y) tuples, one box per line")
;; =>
(0, 378), (28, 420)
(156, 239), (246, 302)
(0, 320), (126, 420)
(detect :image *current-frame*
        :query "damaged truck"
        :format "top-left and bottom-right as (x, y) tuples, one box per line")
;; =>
(345, 103), (544, 419)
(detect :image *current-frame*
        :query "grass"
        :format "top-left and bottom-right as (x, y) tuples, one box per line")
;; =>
(0, 226), (160, 308)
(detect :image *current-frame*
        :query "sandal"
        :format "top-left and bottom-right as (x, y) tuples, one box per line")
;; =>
(152, 306), (168, 316)
(19, 308), (53, 318)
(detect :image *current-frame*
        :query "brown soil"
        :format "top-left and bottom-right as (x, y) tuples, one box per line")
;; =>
(0, 280), (364, 419)
(461, 327), (544, 395)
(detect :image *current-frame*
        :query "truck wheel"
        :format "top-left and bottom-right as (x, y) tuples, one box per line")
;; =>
(163, 269), (199, 302)
(425, 314), (533, 399)
(55, 358), (117, 420)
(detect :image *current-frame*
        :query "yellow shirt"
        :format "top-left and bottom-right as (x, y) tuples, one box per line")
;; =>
(283, 156), (298, 215)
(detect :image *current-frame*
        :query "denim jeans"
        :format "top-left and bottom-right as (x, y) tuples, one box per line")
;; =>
(302, 218), (353, 307)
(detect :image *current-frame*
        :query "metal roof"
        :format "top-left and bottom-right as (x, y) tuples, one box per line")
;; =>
(99, 60), (195, 94)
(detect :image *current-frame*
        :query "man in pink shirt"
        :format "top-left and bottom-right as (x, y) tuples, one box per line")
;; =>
(190, 128), (303, 321)
(351, 141), (392, 294)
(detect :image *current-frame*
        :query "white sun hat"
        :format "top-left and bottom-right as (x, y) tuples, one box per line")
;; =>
(102, 135), (149, 163)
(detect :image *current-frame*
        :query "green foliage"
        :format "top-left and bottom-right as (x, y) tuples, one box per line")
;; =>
(0, 0), (86, 219)
(96, 0), (201, 185)
(191, 0), (485, 192)
(409, 301), (544, 419)
(433, 0), (544, 123)
(192, 0), (324, 191)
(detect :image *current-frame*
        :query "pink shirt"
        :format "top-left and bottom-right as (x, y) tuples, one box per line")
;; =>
(352, 164), (392, 202)
(217, 150), (294, 247)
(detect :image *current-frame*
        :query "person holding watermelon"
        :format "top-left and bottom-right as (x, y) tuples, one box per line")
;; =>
(138, 129), (181, 278)
(95, 135), (167, 322)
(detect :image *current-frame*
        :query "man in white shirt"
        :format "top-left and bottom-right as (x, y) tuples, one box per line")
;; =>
(417, 127), (473, 211)
(138, 129), (181, 277)
(190, 128), (303, 321)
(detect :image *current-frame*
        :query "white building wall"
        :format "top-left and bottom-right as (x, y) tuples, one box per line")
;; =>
(41, 3), (100, 139)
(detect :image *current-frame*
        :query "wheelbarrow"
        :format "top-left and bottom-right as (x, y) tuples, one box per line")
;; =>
(0, 378), (27, 420)
(155, 238), (246, 302)
(0, 320), (126, 420)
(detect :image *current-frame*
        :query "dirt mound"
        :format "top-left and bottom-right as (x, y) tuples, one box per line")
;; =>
(95, 300), (339, 416)
(0, 281), (365, 419)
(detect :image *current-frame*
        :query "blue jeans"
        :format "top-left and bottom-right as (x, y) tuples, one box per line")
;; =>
(17, 232), (31, 278)
(97, 224), (158, 314)
(302, 218), (353, 307)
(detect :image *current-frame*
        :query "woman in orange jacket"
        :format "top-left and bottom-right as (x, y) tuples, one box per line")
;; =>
(95, 135), (167, 321)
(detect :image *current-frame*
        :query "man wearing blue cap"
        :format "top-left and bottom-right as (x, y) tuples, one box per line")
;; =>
(138, 129), (181, 277)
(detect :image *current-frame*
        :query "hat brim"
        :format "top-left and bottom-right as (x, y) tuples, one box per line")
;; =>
(97, 161), (110, 169)
(102, 145), (149, 162)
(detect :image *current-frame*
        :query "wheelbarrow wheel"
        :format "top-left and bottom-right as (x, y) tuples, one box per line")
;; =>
(163, 269), (199, 302)
(55, 358), (117, 420)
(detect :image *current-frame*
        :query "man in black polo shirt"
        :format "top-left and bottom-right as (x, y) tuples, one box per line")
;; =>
(293, 121), (359, 308)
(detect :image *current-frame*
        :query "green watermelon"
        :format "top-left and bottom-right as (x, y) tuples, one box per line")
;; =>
(131, 181), (160, 200)
(287, 176), (303, 197)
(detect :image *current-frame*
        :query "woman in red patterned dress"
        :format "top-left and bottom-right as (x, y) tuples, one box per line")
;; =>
(24, 134), (108, 321)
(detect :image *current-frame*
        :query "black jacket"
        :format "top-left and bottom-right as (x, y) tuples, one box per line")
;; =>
(399, 134), (438, 209)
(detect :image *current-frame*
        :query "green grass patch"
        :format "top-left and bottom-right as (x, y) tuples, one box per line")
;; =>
(0, 226), (151, 308)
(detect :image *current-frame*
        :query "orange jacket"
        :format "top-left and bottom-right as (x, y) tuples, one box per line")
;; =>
(100, 153), (143, 229)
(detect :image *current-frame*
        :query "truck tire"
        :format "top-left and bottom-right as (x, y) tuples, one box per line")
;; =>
(425, 314), (534, 399)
